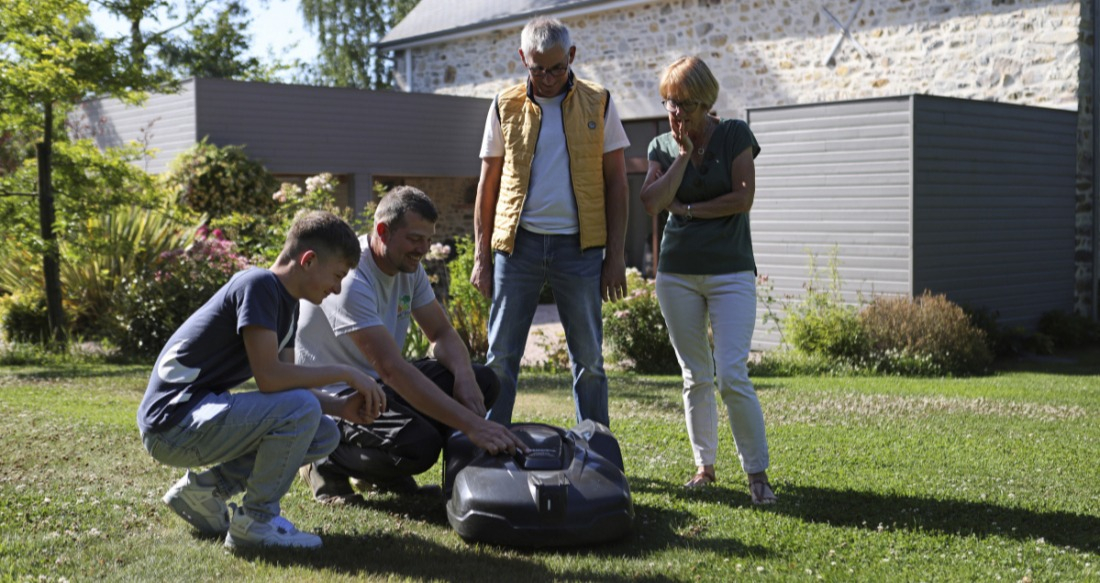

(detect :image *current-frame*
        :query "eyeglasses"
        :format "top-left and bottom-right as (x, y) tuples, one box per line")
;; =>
(662, 99), (702, 113)
(527, 63), (570, 78)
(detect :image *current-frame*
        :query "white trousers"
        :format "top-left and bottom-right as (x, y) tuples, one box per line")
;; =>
(655, 270), (770, 474)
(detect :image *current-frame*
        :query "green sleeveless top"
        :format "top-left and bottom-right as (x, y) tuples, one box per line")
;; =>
(647, 119), (760, 275)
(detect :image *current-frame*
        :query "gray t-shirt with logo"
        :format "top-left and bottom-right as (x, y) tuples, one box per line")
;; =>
(295, 235), (436, 389)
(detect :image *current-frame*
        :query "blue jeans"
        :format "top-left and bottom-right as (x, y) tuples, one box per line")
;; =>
(486, 228), (609, 426)
(142, 389), (339, 522)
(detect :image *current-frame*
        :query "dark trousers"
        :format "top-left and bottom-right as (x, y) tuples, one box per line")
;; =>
(322, 359), (499, 482)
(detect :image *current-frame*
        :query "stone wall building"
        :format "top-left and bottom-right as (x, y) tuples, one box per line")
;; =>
(379, 0), (1097, 319)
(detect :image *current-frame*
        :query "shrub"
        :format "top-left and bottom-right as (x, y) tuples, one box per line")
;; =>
(528, 328), (570, 373)
(111, 228), (251, 357)
(750, 348), (863, 377)
(403, 319), (432, 360)
(0, 290), (51, 344)
(859, 292), (994, 376)
(445, 237), (490, 362)
(602, 269), (679, 374)
(784, 249), (867, 359)
(163, 138), (278, 218)
(61, 207), (197, 336)
(0, 208), (196, 339)
(213, 172), (367, 264)
(422, 240), (454, 304)
(0, 140), (168, 335)
(1037, 310), (1100, 349)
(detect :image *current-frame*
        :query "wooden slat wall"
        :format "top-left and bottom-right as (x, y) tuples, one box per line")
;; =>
(192, 78), (491, 212)
(78, 79), (492, 213)
(76, 81), (198, 175)
(911, 95), (1076, 328)
(747, 97), (913, 350)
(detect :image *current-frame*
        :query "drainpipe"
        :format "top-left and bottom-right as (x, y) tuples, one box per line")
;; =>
(1094, 0), (1099, 319)
(405, 50), (413, 92)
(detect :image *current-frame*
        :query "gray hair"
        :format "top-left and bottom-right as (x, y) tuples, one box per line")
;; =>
(521, 16), (572, 54)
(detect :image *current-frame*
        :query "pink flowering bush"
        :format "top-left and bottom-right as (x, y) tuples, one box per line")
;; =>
(215, 172), (366, 264)
(111, 226), (251, 356)
(601, 269), (679, 374)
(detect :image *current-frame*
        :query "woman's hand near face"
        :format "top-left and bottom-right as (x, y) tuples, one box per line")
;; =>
(672, 118), (694, 156)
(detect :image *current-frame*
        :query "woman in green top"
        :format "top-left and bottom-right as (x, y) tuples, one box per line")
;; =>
(639, 56), (776, 505)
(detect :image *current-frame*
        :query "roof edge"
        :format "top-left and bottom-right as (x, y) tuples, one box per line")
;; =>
(376, 0), (650, 51)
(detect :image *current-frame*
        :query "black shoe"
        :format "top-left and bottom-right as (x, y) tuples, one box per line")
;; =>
(351, 475), (442, 497)
(298, 463), (364, 505)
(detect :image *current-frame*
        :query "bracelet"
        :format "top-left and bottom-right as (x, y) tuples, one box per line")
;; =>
(685, 204), (693, 221)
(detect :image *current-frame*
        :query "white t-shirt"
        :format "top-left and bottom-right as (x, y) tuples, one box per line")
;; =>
(480, 89), (631, 235)
(295, 234), (436, 388)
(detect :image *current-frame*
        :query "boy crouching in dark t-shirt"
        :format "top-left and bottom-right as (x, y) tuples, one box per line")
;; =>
(137, 210), (386, 550)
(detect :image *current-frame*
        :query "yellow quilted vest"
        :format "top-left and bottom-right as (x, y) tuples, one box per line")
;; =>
(492, 76), (609, 253)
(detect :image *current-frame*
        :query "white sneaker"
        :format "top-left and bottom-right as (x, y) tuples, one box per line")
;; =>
(162, 470), (229, 535)
(224, 506), (322, 550)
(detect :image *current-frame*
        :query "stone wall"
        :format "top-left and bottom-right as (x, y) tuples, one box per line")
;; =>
(398, 0), (1081, 120)
(394, 0), (1095, 317)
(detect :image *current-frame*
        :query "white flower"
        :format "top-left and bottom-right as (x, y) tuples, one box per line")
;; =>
(426, 242), (452, 261)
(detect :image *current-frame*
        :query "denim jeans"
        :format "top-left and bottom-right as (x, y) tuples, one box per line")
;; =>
(486, 228), (609, 426)
(142, 389), (339, 522)
(655, 270), (769, 474)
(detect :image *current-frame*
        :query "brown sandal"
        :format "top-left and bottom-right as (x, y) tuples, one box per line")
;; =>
(684, 468), (717, 489)
(749, 479), (777, 505)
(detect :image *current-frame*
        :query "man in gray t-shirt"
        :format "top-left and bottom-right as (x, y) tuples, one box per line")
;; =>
(296, 187), (525, 501)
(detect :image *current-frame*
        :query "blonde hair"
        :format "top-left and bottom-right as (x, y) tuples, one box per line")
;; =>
(659, 56), (719, 109)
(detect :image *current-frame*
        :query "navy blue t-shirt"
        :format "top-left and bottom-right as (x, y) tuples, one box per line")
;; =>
(137, 268), (298, 434)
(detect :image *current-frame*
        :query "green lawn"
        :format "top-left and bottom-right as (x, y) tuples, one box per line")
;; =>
(1, 350), (1098, 582)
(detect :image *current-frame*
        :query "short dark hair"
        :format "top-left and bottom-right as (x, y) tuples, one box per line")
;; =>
(374, 186), (438, 231)
(279, 210), (360, 265)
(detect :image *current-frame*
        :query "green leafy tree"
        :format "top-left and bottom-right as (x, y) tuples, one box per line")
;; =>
(92, 0), (219, 72)
(0, 0), (160, 342)
(156, 0), (283, 81)
(300, 0), (418, 89)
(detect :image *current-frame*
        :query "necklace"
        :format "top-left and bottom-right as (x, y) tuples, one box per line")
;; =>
(694, 118), (715, 157)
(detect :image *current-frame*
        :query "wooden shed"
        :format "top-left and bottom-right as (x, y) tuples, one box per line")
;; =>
(78, 78), (491, 220)
(746, 94), (1076, 350)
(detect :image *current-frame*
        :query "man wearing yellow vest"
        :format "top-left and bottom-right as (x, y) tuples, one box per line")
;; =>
(471, 16), (630, 427)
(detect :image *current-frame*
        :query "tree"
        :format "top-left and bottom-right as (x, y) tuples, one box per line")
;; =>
(156, 0), (282, 81)
(300, 0), (418, 89)
(0, 0), (160, 343)
(91, 0), (218, 72)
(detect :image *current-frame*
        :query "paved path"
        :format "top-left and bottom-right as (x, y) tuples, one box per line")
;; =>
(521, 303), (564, 366)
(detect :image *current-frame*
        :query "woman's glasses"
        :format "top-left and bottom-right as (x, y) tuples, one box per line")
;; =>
(662, 99), (702, 113)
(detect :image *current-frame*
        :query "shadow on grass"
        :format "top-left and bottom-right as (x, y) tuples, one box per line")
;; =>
(994, 345), (1100, 377)
(238, 477), (769, 579)
(234, 529), (685, 582)
(509, 373), (788, 410)
(342, 491), (451, 527)
(667, 482), (1099, 553)
(0, 364), (149, 381)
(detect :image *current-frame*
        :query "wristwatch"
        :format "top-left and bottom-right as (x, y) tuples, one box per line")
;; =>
(685, 204), (693, 221)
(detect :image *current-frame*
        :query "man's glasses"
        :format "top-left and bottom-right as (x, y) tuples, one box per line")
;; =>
(528, 63), (570, 78)
(662, 99), (702, 113)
